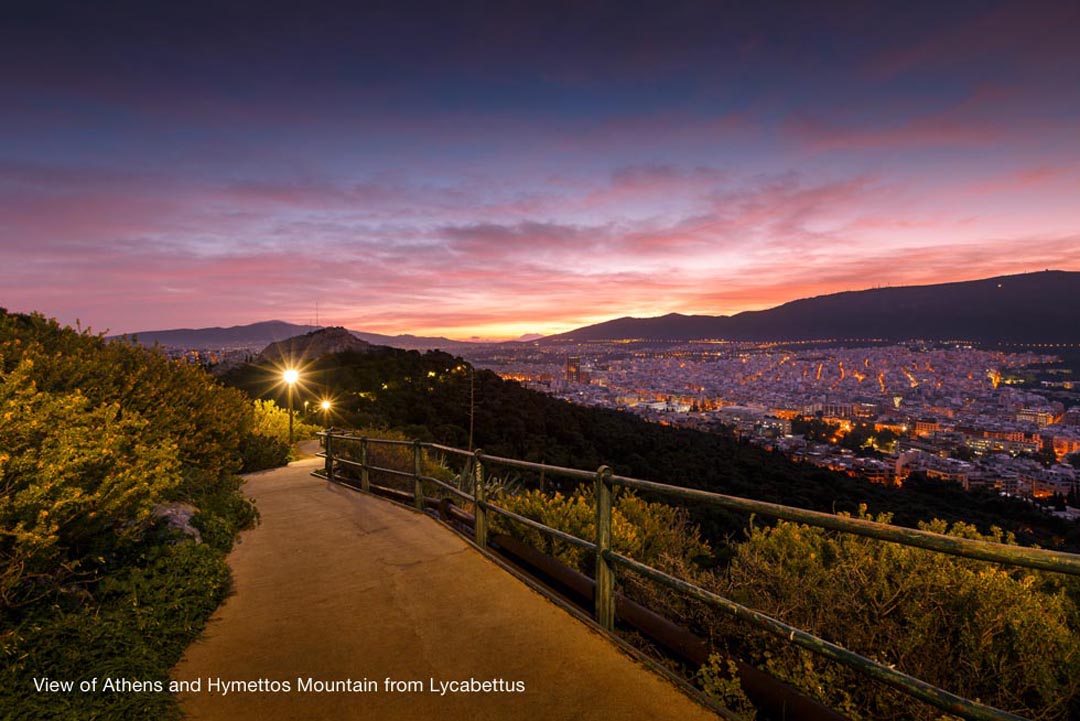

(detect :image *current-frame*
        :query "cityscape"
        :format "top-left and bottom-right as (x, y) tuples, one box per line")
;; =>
(149, 315), (1080, 515)
(470, 339), (1080, 506)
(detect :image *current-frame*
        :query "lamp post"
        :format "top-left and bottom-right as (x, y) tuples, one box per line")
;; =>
(283, 368), (299, 447)
(320, 399), (331, 427)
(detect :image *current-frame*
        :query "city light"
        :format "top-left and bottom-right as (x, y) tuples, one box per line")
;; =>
(466, 339), (1080, 498)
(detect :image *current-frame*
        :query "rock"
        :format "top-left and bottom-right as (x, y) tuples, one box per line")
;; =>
(152, 502), (203, 543)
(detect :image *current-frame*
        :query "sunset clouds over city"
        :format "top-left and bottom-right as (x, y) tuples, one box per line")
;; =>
(3, 0), (1079, 338)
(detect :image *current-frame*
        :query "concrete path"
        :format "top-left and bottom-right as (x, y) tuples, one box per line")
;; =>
(172, 456), (719, 721)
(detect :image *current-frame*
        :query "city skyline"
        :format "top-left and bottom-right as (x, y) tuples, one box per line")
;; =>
(3, 0), (1080, 339)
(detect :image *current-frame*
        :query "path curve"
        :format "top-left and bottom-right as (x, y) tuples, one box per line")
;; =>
(172, 456), (719, 720)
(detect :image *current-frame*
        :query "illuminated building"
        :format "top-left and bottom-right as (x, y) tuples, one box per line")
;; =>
(565, 356), (583, 384)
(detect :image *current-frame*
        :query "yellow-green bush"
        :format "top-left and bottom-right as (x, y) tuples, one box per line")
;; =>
(717, 510), (1080, 720)
(696, 655), (757, 721)
(330, 427), (456, 491)
(486, 477), (1080, 720)
(0, 309), (260, 719)
(490, 485), (711, 575)
(0, 355), (182, 610)
(251, 398), (320, 447)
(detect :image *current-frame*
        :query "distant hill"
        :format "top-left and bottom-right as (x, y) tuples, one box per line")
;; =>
(114, 320), (471, 352)
(542, 271), (1080, 344)
(257, 327), (372, 364)
(114, 320), (317, 347)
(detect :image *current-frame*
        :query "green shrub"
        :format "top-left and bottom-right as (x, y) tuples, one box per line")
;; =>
(239, 431), (290, 472)
(696, 655), (756, 721)
(331, 427), (456, 492)
(490, 479), (1080, 720)
(716, 510), (1080, 720)
(0, 543), (231, 721)
(251, 398), (319, 452)
(0, 354), (183, 613)
(491, 486), (711, 575)
(0, 310), (258, 719)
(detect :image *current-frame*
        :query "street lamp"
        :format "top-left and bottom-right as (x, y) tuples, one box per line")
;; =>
(320, 399), (331, 427)
(283, 368), (299, 446)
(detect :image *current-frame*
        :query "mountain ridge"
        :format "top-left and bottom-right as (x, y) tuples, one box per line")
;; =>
(112, 320), (469, 351)
(540, 270), (1080, 344)
(109, 270), (1080, 348)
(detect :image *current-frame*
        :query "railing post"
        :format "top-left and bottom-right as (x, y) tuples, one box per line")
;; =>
(360, 437), (370, 493)
(458, 454), (473, 493)
(324, 430), (335, 482)
(473, 449), (487, 548)
(413, 440), (424, 511)
(595, 465), (615, 631)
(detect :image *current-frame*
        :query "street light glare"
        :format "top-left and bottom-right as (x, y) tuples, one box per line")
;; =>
(320, 400), (331, 410)
(283, 369), (299, 385)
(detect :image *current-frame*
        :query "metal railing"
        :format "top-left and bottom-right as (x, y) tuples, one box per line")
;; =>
(314, 431), (1080, 721)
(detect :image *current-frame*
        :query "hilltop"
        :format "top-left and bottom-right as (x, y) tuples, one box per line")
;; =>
(257, 326), (372, 364)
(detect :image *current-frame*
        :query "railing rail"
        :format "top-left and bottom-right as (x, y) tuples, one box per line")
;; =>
(315, 431), (1080, 721)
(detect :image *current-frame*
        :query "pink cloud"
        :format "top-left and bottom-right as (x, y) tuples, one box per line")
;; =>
(580, 164), (726, 209)
(5, 149), (1080, 340)
(439, 221), (608, 260)
(962, 165), (1071, 196)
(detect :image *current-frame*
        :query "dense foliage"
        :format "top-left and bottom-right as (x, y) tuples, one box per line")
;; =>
(1, 543), (231, 721)
(490, 490), (1080, 720)
(715, 514), (1080, 720)
(0, 310), (259, 719)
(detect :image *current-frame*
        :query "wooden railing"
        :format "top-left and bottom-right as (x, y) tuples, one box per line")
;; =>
(314, 431), (1080, 721)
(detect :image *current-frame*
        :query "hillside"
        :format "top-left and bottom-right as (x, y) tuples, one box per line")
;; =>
(221, 344), (1080, 551)
(543, 270), (1080, 343)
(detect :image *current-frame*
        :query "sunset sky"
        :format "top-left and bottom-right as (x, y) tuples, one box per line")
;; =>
(3, 0), (1079, 340)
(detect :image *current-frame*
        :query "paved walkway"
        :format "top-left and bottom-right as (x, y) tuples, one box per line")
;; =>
(172, 455), (718, 720)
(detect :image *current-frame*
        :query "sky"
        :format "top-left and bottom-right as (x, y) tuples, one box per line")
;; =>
(2, 0), (1079, 340)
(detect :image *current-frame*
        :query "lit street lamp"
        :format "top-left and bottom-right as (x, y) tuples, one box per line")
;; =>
(284, 368), (299, 446)
(320, 399), (331, 427)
